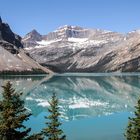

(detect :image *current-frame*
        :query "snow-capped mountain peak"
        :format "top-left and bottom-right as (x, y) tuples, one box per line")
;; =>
(23, 25), (124, 50)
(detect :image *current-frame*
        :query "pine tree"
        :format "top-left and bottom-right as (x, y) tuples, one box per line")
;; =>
(125, 99), (140, 140)
(0, 81), (39, 140)
(42, 93), (66, 140)
(28, 133), (44, 140)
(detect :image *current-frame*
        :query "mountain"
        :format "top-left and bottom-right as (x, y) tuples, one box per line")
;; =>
(0, 17), (52, 74)
(23, 25), (140, 72)
(22, 29), (42, 48)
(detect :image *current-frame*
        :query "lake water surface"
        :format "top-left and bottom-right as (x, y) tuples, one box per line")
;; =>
(0, 73), (140, 140)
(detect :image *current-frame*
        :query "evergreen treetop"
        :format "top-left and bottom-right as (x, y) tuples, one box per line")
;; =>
(0, 81), (31, 140)
(125, 98), (140, 140)
(42, 93), (66, 140)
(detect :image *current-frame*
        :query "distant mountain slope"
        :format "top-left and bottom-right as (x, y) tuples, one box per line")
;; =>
(0, 17), (52, 74)
(23, 25), (140, 72)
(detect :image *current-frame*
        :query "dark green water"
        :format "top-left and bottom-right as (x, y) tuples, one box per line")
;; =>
(0, 73), (140, 140)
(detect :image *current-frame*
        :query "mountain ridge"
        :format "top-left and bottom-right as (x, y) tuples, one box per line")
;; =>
(22, 25), (140, 72)
(1, 16), (140, 73)
(0, 17), (52, 74)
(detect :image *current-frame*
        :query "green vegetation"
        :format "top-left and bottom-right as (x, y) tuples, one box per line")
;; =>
(42, 93), (66, 140)
(125, 98), (140, 140)
(0, 81), (32, 140)
(0, 68), (47, 75)
(0, 82), (65, 140)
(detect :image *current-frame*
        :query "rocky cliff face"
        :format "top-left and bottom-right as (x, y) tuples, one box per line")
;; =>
(0, 17), (51, 73)
(0, 17), (23, 49)
(23, 25), (140, 72)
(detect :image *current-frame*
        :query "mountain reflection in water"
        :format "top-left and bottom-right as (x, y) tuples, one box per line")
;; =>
(0, 74), (140, 121)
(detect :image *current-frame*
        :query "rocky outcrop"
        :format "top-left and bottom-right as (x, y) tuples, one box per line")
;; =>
(23, 25), (140, 72)
(0, 18), (23, 50)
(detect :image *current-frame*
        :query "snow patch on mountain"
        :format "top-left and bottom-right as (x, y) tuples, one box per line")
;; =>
(68, 37), (88, 42)
(37, 39), (62, 45)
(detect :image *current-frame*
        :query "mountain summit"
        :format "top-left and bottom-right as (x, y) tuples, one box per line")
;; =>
(0, 16), (2, 24)
(23, 29), (42, 42)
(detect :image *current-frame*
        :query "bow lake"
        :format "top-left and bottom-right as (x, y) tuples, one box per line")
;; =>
(0, 73), (140, 140)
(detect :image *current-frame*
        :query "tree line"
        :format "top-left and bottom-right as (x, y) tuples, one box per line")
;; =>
(0, 81), (140, 140)
(0, 69), (47, 75)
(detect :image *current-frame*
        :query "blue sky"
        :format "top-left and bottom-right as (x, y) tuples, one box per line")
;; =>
(0, 0), (140, 36)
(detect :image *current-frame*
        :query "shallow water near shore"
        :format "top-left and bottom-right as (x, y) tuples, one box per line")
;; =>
(0, 73), (140, 140)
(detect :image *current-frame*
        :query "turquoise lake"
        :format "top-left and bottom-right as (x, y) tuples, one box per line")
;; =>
(0, 73), (140, 140)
